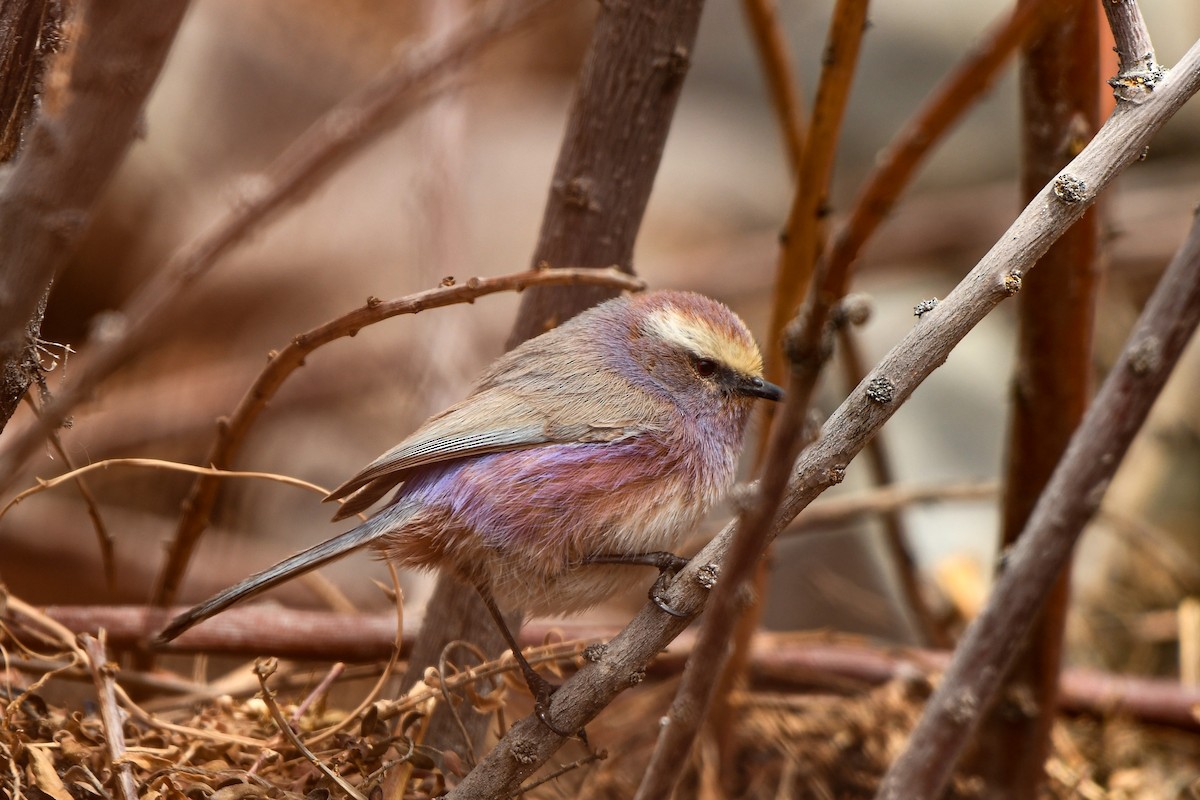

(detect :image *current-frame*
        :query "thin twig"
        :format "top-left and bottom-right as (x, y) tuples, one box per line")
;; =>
(740, 0), (806, 175)
(254, 658), (368, 800)
(515, 749), (607, 795)
(0, 0), (555, 495)
(158, 267), (643, 611)
(820, 0), (1059, 303)
(446, 33), (1200, 799)
(788, 480), (997, 531)
(250, 661), (346, 773)
(875, 160), (1200, 800)
(21, 392), (116, 590)
(763, 0), (871, 383)
(2, 457), (334, 523)
(80, 633), (138, 800)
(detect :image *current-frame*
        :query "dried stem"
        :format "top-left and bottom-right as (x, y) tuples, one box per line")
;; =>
(155, 267), (642, 610)
(875, 161), (1200, 800)
(0, 0), (553, 493)
(254, 658), (368, 800)
(446, 34), (1200, 799)
(740, 0), (806, 174)
(22, 393), (116, 590)
(80, 633), (138, 800)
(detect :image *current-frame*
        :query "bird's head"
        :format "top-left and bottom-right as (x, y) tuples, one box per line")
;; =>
(619, 291), (783, 418)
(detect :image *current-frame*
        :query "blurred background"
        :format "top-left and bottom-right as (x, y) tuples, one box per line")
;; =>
(3, 0), (1199, 681)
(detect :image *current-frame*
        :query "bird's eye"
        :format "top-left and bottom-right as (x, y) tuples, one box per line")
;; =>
(694, 358), (718, 378)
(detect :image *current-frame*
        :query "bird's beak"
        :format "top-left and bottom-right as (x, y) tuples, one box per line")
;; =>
(742, 375), (784, 402)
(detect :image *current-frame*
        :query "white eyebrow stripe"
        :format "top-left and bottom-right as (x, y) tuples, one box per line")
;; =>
(643, 307), (763, 376)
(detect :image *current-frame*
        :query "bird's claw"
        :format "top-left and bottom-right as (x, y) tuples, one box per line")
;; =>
(528, 673), (588, 744)
(649, 568), (689, 618)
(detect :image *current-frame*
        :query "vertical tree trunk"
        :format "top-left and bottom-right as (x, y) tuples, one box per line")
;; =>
(963, 1), (1099, 796)
(0, 0), (190, 432)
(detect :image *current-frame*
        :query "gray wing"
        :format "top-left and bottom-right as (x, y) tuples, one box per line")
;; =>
(325, 384), (648, 520)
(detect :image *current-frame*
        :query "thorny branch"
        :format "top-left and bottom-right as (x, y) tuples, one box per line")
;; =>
(0, 0), (554, 494)
(446, 30), (1200, 799)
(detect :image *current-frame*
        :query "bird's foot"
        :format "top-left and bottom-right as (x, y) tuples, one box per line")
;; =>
(652, 556), (691, 618)
(524, 670), (589, 745)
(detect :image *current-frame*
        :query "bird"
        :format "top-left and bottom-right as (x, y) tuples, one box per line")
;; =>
(158, 290), (782, 730)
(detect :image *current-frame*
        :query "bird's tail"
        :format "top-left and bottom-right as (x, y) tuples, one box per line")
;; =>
(156, 501), (416, 644)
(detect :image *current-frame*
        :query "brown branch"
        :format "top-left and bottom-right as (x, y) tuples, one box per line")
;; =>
(748, 640), (1200, 733)
(821, 0), (1056, 306)
(80, 633), (138, 800)
(0, 0), (188, 432)
(154, 267), (643, 610)
(719, 2), (868, 778)
(0, 0), (554, 493)
(875, 145), (1200, 800)
(42, 608), (1200, 732)
(0, 0), (62, 163)
(446, 34), (1200, 799)
(968, 0), (1100, 793)
(1102, 0), (1162, 102)
(763, 0), (870, 383)
(740, 0), (806, 175)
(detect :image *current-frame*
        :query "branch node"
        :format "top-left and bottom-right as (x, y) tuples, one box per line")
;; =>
(865, 376), (895, 404)
(1003, 269), (1024, 296)
(582, 643), (607, 663)
(562, 176), (597, 211)
(1052, 173), (1088, 204)
(655, 44), (691, 82)
(834, 292), (873, 327)
(629, 668), (646, 686)
(1108, 62), (1168, 102)
(913, 298), (938, 318)
(511, 741), (539, 765)
(1127, 336), (1163, 375)
(696, 563), (720, 590)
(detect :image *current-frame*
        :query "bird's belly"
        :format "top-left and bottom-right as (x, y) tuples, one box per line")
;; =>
(388, 441), (734, 614)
